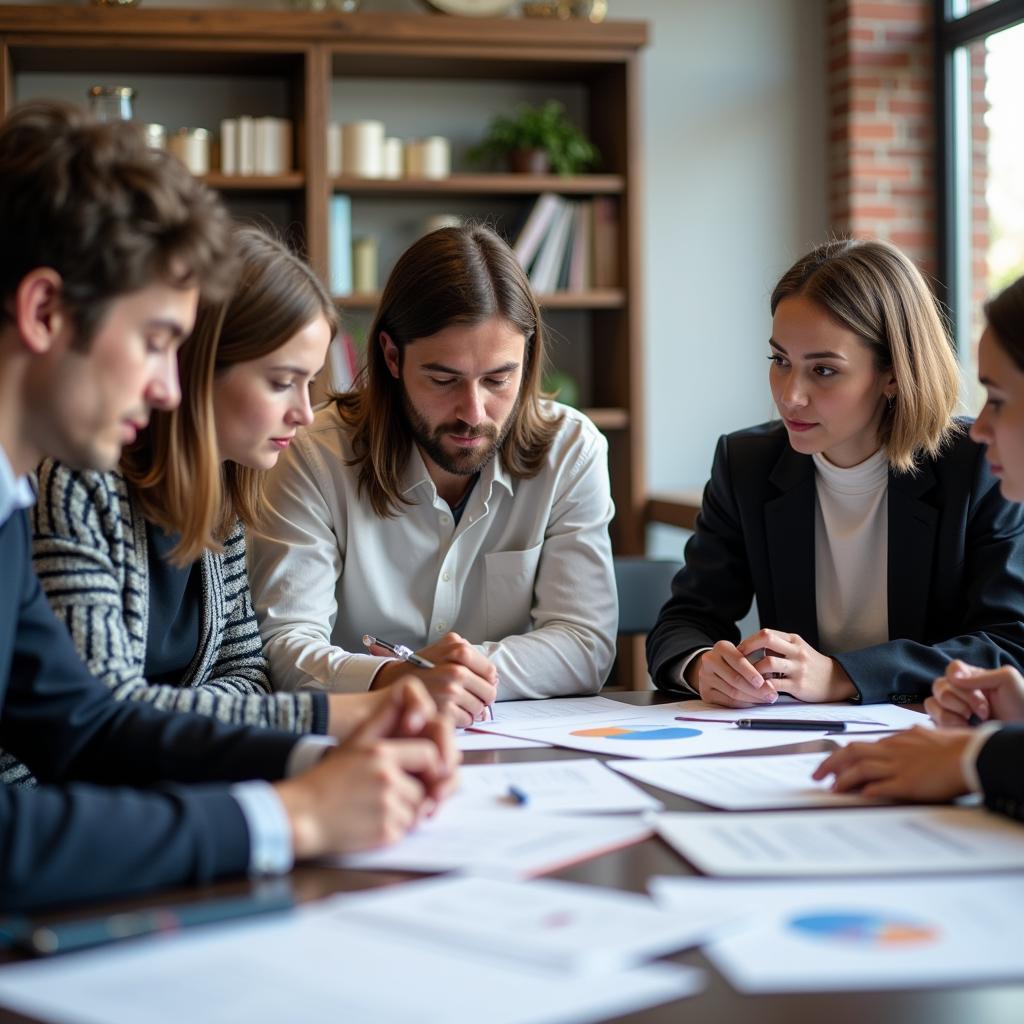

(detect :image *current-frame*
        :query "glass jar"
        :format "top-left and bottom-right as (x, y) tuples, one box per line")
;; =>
(87, 86), (135, 122)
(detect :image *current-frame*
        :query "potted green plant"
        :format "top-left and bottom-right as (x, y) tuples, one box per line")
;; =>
(468, 100), (600, 175)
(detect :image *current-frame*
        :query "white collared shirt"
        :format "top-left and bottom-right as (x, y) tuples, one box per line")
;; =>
(0, 444), (36, 528)
(248, 401), (617, 699)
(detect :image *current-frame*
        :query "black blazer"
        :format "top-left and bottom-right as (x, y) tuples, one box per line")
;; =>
(647, 421), (1024, 704)
(977, 725), (1024, 821)
(0, 509), (300, 910)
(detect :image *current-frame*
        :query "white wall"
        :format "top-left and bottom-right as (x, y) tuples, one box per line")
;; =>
(627, 0), (828, 559)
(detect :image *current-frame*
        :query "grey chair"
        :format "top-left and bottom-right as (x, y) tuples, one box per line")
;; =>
(613, 556), (682, 635)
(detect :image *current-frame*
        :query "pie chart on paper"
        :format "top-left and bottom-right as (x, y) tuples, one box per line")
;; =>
(788, 911), (938, 947)
(570, 725), (703, 742)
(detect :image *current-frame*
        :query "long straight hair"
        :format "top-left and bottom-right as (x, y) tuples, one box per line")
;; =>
(771, 238), (960, 473)
(334, 224), (562, 517)
(121, 226), (338, 564)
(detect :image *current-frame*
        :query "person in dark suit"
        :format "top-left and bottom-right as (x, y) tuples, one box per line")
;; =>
(647, 239), (1024, 707)
(0, 101), (456, 911)
(816, 275), (1024, 819)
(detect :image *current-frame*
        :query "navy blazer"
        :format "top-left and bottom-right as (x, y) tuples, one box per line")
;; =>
(647, 421), (1024, 704)
(0, 509), (300, 910)
(977, 725), (1024, 821)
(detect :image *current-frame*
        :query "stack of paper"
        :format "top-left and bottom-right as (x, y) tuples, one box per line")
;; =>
(0, 892), (704, 1024)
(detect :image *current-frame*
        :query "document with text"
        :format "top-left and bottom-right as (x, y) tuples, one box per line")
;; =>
(610, 752), (881, 810)
(337, 874), (718, 973)
(656, 806), (1024, 876)
(454, 758), (662, 814)
(335, 805), (654, 876)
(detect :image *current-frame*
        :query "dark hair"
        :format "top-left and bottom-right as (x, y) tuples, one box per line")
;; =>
(0, 100), (234, 344)
(985, 275), (1024, 371)
(122, 225), (338, 565)
(771, 237), (960, 472)
(334, 224), (562, 517)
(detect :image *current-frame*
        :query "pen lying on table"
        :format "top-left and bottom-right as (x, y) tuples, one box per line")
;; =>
(673, 715), (881, 732)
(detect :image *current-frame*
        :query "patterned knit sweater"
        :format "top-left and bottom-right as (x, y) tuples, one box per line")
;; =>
(0, 460), (327, 785)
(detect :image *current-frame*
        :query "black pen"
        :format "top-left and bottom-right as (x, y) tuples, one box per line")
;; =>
(735, 718), (846, 732)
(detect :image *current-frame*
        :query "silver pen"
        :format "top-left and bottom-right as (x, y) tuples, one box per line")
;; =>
(362, 634), (436, 670)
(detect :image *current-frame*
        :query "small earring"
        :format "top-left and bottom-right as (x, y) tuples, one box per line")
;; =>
(886, 393), (895, 410)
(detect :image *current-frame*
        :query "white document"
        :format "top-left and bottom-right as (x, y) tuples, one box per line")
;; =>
(337, 874), (717, 973)
(336, 804), (654, 876)
(453, 759), (662, 814)
(458, 731), (549, 751)
(667, 696), (930, 733)
(474, 709), (833, 759)
(649, 875), (1024, 992)
(0, 901), (704, 1024)
(490, 695), (656, 727)
(610, 753), (882, 810)
(657, 806), (1024, 876)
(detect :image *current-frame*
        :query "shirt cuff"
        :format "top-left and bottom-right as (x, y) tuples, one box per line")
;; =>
(230, 781), (294, 876)
(286, 734), (338, 777)
(961, 722), (1002, 794)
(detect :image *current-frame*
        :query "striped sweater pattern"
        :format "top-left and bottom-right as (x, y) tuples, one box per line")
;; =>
(0, 461), (323, 785)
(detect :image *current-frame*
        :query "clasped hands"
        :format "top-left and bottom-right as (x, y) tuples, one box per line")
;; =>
(687, 628), (856, 706)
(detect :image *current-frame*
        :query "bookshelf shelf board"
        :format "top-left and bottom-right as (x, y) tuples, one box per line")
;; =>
(331, 174), (623, 197)
(204, 173), (305, 192)
(334, 290), (624, 311)
(583, 408), (629, 430)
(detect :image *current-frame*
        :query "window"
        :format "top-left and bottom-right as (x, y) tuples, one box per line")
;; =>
(938, 0), (1024, 404)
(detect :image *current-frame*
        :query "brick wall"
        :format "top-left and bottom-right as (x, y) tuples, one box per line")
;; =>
(827, 0), (938, 277)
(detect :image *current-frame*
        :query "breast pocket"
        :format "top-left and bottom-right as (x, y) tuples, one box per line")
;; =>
(484, 544), (543, 638)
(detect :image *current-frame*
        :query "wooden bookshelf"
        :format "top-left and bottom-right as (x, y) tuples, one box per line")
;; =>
(335, 289), (625, 311)
(0, 6), (650, 686)
(331, 173), (624, 196)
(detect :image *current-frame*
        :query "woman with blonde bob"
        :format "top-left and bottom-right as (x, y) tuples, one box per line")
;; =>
(1, 226), (402, 785)
(647, 238), (1024, 707)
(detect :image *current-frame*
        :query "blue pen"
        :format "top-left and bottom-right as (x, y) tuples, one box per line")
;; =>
(506, 784), (529, 806)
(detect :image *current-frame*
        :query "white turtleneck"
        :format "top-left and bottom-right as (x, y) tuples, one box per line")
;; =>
(812, 448), (890, 655)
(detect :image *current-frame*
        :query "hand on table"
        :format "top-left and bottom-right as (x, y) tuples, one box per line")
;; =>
(812, 726), (973, 802)
(369, 632), (498, 728)
(925, 661), (1024, 728)
(276, 679), (459, 859)
(687, 639), (779, 707)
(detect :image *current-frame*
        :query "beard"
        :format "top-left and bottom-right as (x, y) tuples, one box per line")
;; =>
(401, 386), (518, 477)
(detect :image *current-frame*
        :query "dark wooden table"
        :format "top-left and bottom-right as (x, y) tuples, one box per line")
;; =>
(2, 691), (1022, 1024)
